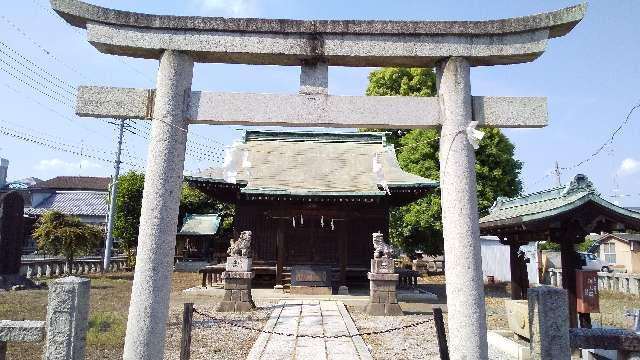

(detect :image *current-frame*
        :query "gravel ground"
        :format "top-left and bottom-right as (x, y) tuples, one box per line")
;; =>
(349, 306), (441, 360)
(163, 301), (273, 360)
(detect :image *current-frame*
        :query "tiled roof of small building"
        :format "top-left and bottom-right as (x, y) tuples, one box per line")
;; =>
(191, 130), (437, 196)
(593, 233), (640, 244)
(480, 174), (640, 227)
(24, 191), (108, 217)
(31, 176), (110, 191)
(178, 214), (221, 235)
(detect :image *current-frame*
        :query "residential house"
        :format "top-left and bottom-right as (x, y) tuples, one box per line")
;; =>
(23, 176), (110, 252)
(593, 233), (640, 273)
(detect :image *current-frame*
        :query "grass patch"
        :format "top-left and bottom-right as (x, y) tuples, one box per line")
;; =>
(87, 311), (126, 348)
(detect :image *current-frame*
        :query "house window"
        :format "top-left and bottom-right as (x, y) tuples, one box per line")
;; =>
(602, 242), (616, 264)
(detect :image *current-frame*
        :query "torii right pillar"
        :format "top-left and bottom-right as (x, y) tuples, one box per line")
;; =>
(437, 57), (489, 358)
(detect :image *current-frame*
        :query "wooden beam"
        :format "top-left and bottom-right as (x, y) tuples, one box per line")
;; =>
(76, 86), (547, 129)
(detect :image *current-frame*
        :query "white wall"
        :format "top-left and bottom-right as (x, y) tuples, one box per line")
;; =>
(480, 236), (539, 284)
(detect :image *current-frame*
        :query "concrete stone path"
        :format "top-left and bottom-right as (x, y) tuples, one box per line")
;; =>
(247, 300), (372, 360)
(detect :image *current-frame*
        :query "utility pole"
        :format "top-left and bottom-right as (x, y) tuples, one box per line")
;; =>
(553, 161), (562, 187)
(103, 119), (125, 271)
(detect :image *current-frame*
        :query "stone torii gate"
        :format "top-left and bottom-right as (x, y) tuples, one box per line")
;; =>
(50, 1), (586, 358)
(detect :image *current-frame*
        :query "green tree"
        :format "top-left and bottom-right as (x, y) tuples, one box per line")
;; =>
(112, 171), (145, 262)
(366, 67), (523, 255)
(113, 171), (233, 263)
(33, 210), (104, 270)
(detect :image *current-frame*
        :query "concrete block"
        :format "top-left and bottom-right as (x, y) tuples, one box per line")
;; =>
(0, 320), (45, 342)
(235, 301), (254, 312)
(528, 286), (570, 360)
(289, 286), (332, 295)
(365, 303), (385, 316)
(384, 304), (403, 316)
(506, 300), (530, 339)
(367, 273), (399, 281)
(216, 301), (235, 312)
(337, 286), (349, 295)
(44, 276), (91, 360)
(299, 61), (328, 95)
(222, 271), (254, 279)
(371, 258), (395, 274)
(225, 256), (252, 272)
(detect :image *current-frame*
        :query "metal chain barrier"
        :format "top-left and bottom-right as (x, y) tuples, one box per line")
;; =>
(192, 307), (433, 339)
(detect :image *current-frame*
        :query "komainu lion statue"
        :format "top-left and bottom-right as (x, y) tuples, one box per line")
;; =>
(372, 232), (399, 259)
(227, 230), (252, 257)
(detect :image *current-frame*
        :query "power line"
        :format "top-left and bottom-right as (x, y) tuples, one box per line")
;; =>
(0, 14), (90, 81)
(0, 40), (76, 91)
(0, 63), (73, 106)
(559, 101), (640, 171)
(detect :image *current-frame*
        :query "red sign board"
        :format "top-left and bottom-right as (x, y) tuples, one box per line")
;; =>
(576, 270), (599, 313)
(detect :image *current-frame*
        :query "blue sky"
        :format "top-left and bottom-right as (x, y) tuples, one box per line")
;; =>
(0, 0), (638, 206)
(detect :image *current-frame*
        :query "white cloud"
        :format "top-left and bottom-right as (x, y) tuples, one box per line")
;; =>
(35, 158), (103, 173)
(195, 0), (257, 16)
(617, 157), (640, 176)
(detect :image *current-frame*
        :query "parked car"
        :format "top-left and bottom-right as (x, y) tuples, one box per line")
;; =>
(578, 252), (611, 272)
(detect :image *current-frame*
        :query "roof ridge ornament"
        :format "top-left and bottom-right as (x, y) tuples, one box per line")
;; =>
(562, 173), (598, 196)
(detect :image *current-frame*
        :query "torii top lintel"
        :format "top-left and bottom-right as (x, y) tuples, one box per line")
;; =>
(51, 0), (586, 67)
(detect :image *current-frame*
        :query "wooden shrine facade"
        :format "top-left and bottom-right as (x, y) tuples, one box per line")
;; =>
(188, 130), (437, 286)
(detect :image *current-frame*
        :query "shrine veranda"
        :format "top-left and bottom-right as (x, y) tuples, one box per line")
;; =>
(49, 0), (586, 359)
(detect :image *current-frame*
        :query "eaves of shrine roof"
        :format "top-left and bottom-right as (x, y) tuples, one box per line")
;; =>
(178, 213), (221, 236)
(479, 174), (640, 229)
(189, 130), (437, 197)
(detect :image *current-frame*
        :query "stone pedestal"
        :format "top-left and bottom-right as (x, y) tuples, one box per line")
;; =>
(226, 256), (252, 272)
(217, 271), (255, 312)
(365, 272), (402, 316)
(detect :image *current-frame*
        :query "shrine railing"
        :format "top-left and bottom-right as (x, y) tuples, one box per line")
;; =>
(20, 257), (128, 278)
(544, 268), (640, 296)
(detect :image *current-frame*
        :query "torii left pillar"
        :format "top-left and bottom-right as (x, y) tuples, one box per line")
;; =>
(437, 57), (488, 359)
(123, 50), (193, 360)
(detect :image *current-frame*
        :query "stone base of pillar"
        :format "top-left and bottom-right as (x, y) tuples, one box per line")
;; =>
(217, 271), (255, 312)
(366, 272), (402, 316)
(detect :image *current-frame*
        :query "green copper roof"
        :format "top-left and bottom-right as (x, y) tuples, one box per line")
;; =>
(178, 213), (220, 235)
(480, 174), (640, 227)
(192, 130), (437, 196)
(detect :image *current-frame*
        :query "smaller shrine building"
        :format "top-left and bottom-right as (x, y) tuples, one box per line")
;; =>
(188, 130), (437, 286)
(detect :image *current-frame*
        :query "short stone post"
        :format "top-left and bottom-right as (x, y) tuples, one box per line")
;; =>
(528, 286), (571, 360)
(122, 50), (194, 360)
(45, 264), (53, 277)
(365, 232), (402, 316)
(217, 231), (255, 312)
(44, 277), (91, 360)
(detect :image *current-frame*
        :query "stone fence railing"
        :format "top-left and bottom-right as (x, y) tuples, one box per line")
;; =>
(20, 257), (128, 279)
(544, 268), (640, 296)
(0, 277), (90, 359)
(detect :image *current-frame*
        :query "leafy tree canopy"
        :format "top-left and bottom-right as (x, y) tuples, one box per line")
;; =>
(33, 210), (104, 266)
(113, 171), (233, 256)
(366, 67), (523, 255)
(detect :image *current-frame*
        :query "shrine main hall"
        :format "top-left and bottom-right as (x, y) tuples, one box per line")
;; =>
(188, 130), (437, 286)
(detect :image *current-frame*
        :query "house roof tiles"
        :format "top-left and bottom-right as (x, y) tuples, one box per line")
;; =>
(24, 191), (108, 217)
(31, 176), (110, 191)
